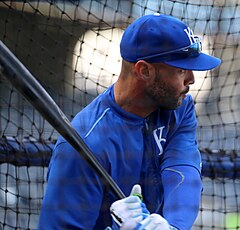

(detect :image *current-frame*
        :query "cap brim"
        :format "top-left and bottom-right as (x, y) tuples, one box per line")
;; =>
(163, 53), (221, 71)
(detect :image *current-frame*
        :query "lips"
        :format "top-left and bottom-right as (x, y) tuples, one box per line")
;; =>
(181, 89), (189, 99)
(181, 86), (190, 96)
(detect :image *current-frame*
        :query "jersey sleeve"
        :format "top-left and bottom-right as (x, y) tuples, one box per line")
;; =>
(38, 139), (105, 229)
(161, 165), (202, 229)
(160, 95), (202, 173)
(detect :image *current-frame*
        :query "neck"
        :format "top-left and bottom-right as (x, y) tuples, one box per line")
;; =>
(114, 78), (156, 118)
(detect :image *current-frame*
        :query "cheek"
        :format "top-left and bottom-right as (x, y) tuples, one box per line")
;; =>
(147, 74), (183, 101)
(162, 81), (181, 97)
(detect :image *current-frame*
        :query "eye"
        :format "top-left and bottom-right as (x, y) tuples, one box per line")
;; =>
(179, 69), (186, 75)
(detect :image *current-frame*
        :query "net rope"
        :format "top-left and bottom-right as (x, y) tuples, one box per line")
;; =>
(0, 1), (240, 229)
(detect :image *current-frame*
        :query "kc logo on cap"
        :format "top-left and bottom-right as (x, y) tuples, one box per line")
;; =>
(184, 27), (199, 45)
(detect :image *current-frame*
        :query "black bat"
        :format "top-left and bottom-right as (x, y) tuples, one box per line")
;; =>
(0, 40), (125, 200)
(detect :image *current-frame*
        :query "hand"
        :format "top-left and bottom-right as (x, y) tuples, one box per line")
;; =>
(110, 184), (149, 229)
(136, 213), (170, 230)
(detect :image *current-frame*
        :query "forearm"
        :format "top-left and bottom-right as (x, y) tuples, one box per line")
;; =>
(161, 165), (202, 230)
(109, 166), (202, 230)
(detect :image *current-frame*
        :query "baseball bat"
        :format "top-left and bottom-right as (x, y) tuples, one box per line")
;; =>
(0, 40), (125, 200)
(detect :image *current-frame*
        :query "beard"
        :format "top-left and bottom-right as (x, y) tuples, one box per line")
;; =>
(146, 77), (187, 110)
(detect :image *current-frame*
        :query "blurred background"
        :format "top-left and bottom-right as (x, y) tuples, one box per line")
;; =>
(0, 0), (239, 229)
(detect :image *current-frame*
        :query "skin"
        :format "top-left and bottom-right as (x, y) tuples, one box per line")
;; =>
(114, 60), (195, 118)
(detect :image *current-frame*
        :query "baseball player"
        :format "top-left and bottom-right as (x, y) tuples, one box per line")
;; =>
(38, 14), (221, 229)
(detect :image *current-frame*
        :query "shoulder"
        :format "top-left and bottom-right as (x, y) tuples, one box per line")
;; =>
(177, 94), (195, 114)
(162, 94), (197, 134)
(173, 94), (196, 123)
(71, 87), (114, 135)
(51, 87), (114, 159)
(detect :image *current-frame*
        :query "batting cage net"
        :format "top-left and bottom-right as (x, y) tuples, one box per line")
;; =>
(0, 0), (239, 229)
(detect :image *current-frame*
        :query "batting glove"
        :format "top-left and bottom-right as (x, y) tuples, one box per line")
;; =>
(136, 213), (177, 230)
(110, 184), (149, 229)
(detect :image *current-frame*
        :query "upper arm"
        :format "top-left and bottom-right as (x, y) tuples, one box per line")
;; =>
(38, 141), (104, 229)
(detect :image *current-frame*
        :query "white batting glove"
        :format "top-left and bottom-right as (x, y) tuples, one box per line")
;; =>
(110, 184), (149, 229)
(136, 213), (172, 230)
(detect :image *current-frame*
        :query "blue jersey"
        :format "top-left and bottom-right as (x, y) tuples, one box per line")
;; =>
(38, 84), (201, 229)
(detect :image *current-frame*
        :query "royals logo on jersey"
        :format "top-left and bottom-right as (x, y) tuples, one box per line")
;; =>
(149, 110), (172, 157)
(153, 126), (166, 156)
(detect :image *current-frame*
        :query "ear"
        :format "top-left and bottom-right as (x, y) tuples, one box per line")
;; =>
(134, 60), (154, 81)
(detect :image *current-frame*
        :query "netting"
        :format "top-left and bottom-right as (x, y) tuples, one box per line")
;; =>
(0, 0), (239, 229)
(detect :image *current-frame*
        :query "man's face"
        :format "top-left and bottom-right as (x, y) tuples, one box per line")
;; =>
(145, 63), (195, 110)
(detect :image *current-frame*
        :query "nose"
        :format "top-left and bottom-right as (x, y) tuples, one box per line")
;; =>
(185, 70), (195, 85)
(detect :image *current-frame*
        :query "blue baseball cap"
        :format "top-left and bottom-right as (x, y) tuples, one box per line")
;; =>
(120, 13), (221, 71)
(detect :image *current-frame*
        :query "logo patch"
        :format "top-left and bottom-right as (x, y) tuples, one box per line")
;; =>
(153, 126), (166, 155)
(184, 27), (198, 44)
